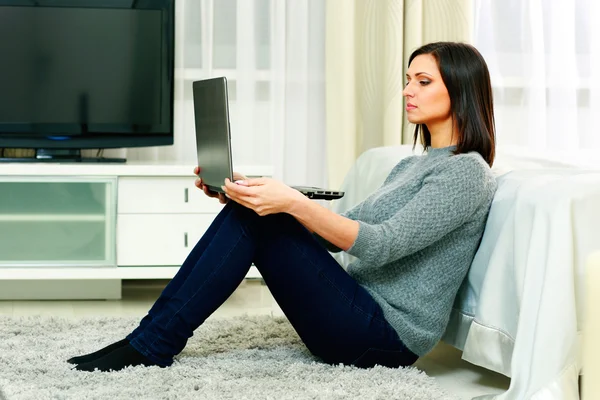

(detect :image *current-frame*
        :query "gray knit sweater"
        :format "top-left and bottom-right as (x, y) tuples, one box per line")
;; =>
(329, 146), (497, 356)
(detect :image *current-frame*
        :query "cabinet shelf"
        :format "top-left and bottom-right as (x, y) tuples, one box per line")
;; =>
(0, 214), (106, 222)
(0, 177), (116, 269)
(0, 266), (261, 280)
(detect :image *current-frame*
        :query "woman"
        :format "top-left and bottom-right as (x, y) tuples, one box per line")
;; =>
(70, 41), (497, 372)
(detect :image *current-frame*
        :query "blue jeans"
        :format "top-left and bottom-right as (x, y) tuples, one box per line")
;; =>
(127, 202), (418, 368)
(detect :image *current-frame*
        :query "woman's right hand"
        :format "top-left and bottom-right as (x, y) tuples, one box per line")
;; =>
(194, 167), (247, 204)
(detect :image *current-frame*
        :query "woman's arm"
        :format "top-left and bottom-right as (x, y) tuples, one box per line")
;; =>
(288, 197), (359, 252)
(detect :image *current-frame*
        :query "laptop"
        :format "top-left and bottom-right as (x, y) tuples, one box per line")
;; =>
(192, 77), (344, 201)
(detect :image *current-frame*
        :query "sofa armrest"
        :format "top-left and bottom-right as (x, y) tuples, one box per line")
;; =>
(583, 251), (600, 399)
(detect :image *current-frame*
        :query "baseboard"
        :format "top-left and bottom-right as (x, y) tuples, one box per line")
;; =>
(0, 279), (122, 300)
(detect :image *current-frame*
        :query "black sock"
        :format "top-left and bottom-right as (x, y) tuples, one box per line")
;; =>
(67, 338), (129, 365)
(75, 343), (161, 372)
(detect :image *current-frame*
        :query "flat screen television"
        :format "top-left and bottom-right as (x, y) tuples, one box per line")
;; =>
(0, 0), (175, 162)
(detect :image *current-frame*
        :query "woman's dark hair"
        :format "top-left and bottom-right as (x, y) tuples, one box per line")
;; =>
(408, 42), (496, 166)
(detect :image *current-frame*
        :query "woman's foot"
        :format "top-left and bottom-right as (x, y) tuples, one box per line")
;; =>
(75, 343), (162, 372)
(67, 338), (129, 365)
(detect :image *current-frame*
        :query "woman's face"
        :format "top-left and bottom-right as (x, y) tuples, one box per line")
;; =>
(403, 54), (451, 126)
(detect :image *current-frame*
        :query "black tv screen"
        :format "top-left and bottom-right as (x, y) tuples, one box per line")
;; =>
(0, 0), (174, 154)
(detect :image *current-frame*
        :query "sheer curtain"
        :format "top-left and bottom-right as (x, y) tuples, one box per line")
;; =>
(474, 0), (600, 164)
(114, 0), (327, 187)
(325, 0), (474, 190)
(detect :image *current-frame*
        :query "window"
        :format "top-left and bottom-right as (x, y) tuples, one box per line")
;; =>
(474, 0), (599, 153)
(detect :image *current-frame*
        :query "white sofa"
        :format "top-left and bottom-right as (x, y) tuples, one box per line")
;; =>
(330, 145), (600, 400)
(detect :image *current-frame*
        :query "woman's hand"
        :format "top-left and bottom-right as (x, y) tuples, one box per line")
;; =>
(221, 177), (306, 216)
(194, 167), (247, 204)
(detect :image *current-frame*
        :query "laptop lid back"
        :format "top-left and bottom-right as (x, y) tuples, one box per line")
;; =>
(192, 77), (233, 193)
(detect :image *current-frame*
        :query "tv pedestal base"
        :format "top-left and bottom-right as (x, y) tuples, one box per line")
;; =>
(0, 157), (127, 163)
(0, 148), (126, 163)
(0, 162), (271, 300)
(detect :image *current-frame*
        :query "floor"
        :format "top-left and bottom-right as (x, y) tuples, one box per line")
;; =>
(0, 279), (510, 400)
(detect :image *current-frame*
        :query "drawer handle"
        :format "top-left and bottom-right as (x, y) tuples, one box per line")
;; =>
(184, 188), (189, 203)
(184, 232), (188, 248)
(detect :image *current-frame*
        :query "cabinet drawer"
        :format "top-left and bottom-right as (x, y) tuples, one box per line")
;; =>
(118, 177), (224, 214)
(117, 214), (217, 266)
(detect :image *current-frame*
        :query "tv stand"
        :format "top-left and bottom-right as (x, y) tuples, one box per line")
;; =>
(0, 162), (273, 299)
(0, 148), (126, 163)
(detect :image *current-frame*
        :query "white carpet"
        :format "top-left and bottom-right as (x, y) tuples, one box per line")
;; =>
(0, 315), (458, 400)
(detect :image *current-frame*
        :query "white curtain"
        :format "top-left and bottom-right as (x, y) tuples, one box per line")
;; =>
(474, 0), (600, 162)
(325, 0), (474, 190)
(107, 0), (327, 187)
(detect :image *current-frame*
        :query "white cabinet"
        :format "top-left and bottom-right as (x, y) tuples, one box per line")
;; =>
(0, 162), (271, 299)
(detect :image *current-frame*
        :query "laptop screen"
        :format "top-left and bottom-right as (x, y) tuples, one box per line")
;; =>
(192, 77), (233, 192)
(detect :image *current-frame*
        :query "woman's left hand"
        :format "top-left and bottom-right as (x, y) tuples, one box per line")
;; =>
(222, 177), (305, 216)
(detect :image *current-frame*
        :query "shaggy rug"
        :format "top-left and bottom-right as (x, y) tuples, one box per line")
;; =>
(0, 315), (458, 400)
